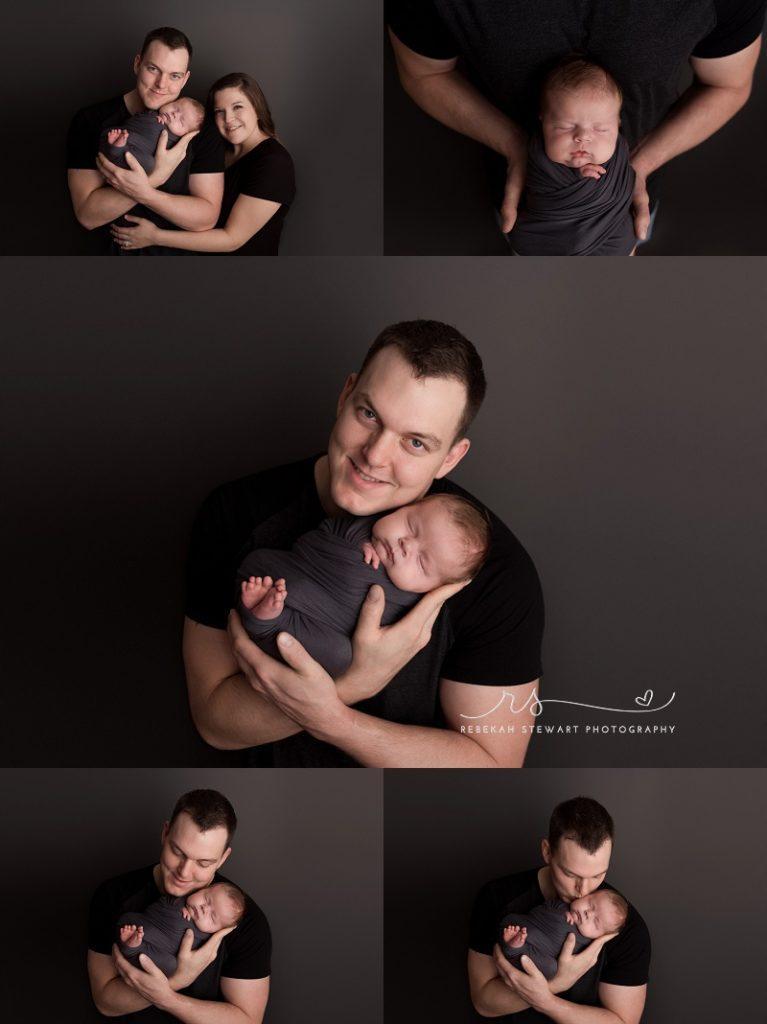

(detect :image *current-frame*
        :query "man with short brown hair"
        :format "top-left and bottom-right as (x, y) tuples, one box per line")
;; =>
(184, 319), (544, 768)
(87, 789), (270, 1022)
(67, 26), (223, 253)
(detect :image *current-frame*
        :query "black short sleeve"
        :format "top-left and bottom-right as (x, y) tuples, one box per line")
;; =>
(189, 119), (225, 174)
(239, 141), (296, 205)
(600, 907), (652, 986)
(66, 96), (126, 171)
(222, 900), (271, 979)
(185, 485), (250, 629)
(386, 0), (460, 58)
(88, 877), (123, 955)
(469, 871), (541, 954)
(692, 0), (766, 56)
(437, 496), (544, 686)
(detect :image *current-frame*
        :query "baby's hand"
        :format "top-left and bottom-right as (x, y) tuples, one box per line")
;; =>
(362, 541), (381, 570)
(182, 906), (191, 921)
(565, 911), (575, 925)
(579, 163), (606, 180)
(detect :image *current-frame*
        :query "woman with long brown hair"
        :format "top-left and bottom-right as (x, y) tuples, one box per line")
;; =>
(112, 72), (295, 254)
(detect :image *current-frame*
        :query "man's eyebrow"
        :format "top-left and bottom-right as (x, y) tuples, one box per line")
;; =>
(356, 391), (443, 448)
(171, 839), (213, 863)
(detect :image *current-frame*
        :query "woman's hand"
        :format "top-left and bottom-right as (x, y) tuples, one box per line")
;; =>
(148, 129), (200, 188)
(111, 215), (160, 250)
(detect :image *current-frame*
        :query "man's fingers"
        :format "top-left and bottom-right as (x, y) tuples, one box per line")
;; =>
(519, 954), (545, 979)
(561, 931), (577, 953)
(210, 924), (237, 946)
(124, 152), (141, 170)
(138, 953), (163, 976)
(178, 928), (195, 953)
(356, 585), (386, 636)
(276, 631), (318, 675)
(632, 189), (651, 240)
(415, 578), (469, 624)
(501, 164), (526, 233)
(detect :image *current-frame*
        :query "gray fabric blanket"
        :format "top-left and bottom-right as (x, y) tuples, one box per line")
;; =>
(499, 899), (591, 980)
(117, 895), (207, 977)
(98, 110), (180, 172)
(237, 515), (420, 677)
(509, 131), (635, 255)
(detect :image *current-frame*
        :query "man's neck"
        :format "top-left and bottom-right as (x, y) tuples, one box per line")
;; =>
(538, 866), (556, 901)
(124, 89), (143, 116)
(314, 455), (338, 516)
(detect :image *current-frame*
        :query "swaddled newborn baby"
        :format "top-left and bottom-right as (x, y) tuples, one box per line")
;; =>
(99, 97), (205, 172)
(509, 57), (636, 256)
(117, 882), (245, 976)
(499, 891), (628, 980)
(237, 493), (491, 677)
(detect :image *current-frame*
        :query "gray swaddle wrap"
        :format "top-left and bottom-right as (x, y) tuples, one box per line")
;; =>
(117, 895), (207, 977)
(509, 132), (635, 255)
(499, 899), (591, 980)
(237, 515), (420, 677)
(98, 110), (181, 172)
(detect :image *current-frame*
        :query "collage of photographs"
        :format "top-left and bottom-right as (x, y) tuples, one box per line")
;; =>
(3, 2), (766, 1022)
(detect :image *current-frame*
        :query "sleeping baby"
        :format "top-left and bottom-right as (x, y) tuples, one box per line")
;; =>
(499, 891), (628, 980)
(99, 97), (205, 172)
(509, 56), (636, 256)
(237, 492), (491, 677)
(117, 882), (245, 976)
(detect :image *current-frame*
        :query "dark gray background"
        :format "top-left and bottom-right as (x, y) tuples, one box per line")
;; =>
(5, 0), (381, 255)
(3, 258), (766, 767)
(384, 768), (766, 1023)
(384, 31), (767, 255)
(1, 768), (382, 1022)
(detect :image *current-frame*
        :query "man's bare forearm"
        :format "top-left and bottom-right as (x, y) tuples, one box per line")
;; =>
(141, 187), (220, 230)
(311, 706), (525, 767)
(391, 36), (523, 158)
(75, 185), (137, 230)
(161, 991), (253, 1024)
(474, 977), (534, 1017)
(538, 997), (624, 1024)
(95, 976), (152, 1017)
(632, 80), (752, 178)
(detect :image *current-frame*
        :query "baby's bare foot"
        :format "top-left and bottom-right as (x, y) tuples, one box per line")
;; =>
(120, 924), (144, 948)
(241, 575), (272, 610)
(251, 578), (287, 621)
(503, 924), (527, 949)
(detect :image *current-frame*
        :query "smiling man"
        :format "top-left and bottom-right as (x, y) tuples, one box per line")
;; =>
(66, 26), (224, 254)
(183, 319), (544, 767)
(87, 790), (270, 1022)
(468, 797), (650, 1023)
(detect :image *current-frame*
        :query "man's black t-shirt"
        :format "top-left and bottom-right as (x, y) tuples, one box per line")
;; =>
(66, 95), (225, 254)
(387, 0), (767, 147)
(469, 869), (651, 1023)
(185, 456), (544, 767)
(220, 138), (296, 254)
(88, 864), (270, 1022)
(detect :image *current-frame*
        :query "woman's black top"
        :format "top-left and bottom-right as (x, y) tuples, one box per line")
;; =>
(219, 137), (296, 254)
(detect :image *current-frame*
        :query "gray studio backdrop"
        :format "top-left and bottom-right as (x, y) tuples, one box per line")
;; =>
(384, 768), (766, 1024)
(384, 34), (767, 255)
(3, 257), (766, 766)
(6, 0), (380, 255)
(1, 768), (382, 1023)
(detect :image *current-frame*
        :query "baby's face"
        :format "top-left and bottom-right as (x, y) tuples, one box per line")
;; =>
(542, 88), (620, 168)
(185, 884), (239, 933)
(371, 499), (472, 593)
(568, 892), (623, 938)
(158, 98), (200, 136)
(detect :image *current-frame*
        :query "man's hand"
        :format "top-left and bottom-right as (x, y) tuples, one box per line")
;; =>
(96, 151), (156, 203)
(579, 163), (607, 181)
(228, 611), (346, 736)
(492, 948), (557, 1014)
(501, 143), (528, 233)
(150, 128), (200, 187)
(629, 166), (651, 241)
(550, 931), (617, 994)
(339, 579), (469, 703)
(112, 945), (177, 1011)
(170, 926), (237, 992)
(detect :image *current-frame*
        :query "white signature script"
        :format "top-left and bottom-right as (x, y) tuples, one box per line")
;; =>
(459, 688), (676, 720)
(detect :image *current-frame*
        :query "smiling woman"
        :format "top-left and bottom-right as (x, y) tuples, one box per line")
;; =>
(112, 71), (296, 254)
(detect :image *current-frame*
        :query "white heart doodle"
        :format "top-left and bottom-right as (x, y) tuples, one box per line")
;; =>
(635, 690), (653, 707)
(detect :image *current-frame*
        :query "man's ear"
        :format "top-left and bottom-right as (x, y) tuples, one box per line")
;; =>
(541, 838), (551, 864)
(434, 437), (471, 480)
(161, 820), (170, 845)
(218, 846), (233, 869)
(133, 53), (142, 76)
(336, 372), (358, 417)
